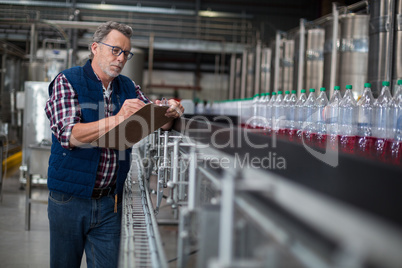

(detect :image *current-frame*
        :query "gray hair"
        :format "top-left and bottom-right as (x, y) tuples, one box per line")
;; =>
(89, 21), (133, 59)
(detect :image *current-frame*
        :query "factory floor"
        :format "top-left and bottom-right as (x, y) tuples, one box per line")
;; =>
(0, 166), (185, 268)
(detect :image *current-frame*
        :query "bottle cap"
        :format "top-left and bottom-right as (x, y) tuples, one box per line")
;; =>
(320, 87), (326, 91)
(364, 83), (371, 88)
(285, 90), (290, 94)
(266, 92), (270, 95)
(309, 88), (315, 92)
(272, 92), (276, 95)
(277, 91), (283, 94)
(291, 90), (297, 94)
(301, 89), (306, 93)
(382, 81), (390, 86)
(254, 93), (259, 97)
(334, 86), (340, 90)
(398, 80), (402, 85)
(346, 85), (352, 89)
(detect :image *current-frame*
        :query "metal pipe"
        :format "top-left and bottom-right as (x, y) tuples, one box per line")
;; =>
(286, 1), (368, 33)
(229, 53), (236, 99)
(218, 169), (236, 266)
(29, 22), (36, 63)
(254, 39), (262, 95)
(147, 33), (154, 93)
(297, 19), (306, 91)
(240, 50), (247, 99)
(274, 31), (281, 91)
(172, 139), (179, 205)
(386, 0), (396, 84)
(338, 0), (368, 14)
(214, 54), (220, 100)
(0, 43), (6, 98)
(330, 3), (339, 94)
(187, 147), (197, 211)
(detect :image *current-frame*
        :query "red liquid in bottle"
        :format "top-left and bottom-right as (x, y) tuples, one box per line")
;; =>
(315, 133), (327, 149)
(287, 129), (298, 142)
(356, 136), (376, 159)
(389, 140), (402, 165)
(302, 131), (317, 147)
(278, 128), (288, 138)
(339, 135), (356, 154)
(327, 134), (339, 152)
(373, 138), (388, 162)
(296, 129), (304, 143)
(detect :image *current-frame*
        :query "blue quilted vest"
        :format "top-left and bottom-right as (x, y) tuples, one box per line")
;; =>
(47, 60), (137, 199)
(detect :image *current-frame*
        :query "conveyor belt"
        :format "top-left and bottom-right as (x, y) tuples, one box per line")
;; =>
(173, 117), (402, 229)
(119, 140), (167, 268)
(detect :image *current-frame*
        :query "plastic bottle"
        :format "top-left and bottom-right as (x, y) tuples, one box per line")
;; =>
(279, 91), (290, 135)
(302, 88), (317, 144)
(327, 86), (342, 135)
(389, 81), (402, 139)
(287, 90), (298, 140)
(205, 101), (212, 114)
(273, 91), (284, 134)
(373, 81), (393, 160)
(388, 80), (402, 164)
(251, 94), (260, 128)
(241, 97), (253, 128)
(315, 87), (329, 146)
(326, 86), (342, 150)
(196, 101), (205, 114)
(258, 93), (270, 129)
(339, 85), (357, 153)
(265, 92), (276, 132)
(295, 89), (307, 141)
(356, 83), (375, 157)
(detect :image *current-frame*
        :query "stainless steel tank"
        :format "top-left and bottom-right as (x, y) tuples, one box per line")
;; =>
(292, 30), (301, 91)
(323, 14), (369, 98)
(235, 57), (242, 99)
(368, 0), (396, 96)
(305, 28), (325, 91)
(270, 37), (293, 92)
(246, 51), (255, 98)
(261, 48), (272, 92)
(270, 39), (279, 91)
(338, 13), (369, 98)
(393, 0), (402, 89)
(281, 39), (294, 92)
(323, 17), (340, 97)
(21, 81), (53, 181)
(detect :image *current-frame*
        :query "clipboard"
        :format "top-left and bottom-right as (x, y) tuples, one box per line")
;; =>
(91, 103), (172, 150)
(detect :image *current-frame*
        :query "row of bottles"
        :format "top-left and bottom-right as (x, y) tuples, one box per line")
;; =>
(204, 81), (402, 165)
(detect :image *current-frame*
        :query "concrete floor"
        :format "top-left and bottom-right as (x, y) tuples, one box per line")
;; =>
(0, 166), (185, 268)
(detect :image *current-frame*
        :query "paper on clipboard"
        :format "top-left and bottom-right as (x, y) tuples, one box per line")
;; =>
(91, 103), (172, 150)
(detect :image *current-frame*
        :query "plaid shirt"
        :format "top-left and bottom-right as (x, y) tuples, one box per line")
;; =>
(45, 72), (150, 188)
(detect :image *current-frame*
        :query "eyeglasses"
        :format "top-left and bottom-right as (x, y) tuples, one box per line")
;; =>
(97, 42), (134, 60)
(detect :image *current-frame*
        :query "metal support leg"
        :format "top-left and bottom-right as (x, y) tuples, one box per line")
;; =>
(218, 169), (237, 267)
(25, 173), (31, 230)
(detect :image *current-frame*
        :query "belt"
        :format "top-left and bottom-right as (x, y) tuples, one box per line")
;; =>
(91, 185), (115, 199)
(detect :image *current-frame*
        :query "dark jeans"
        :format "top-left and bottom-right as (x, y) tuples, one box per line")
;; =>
(48, 191), (122, 268)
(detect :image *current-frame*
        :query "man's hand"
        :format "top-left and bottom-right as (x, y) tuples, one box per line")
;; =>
(116, 98), (146, 121)
(69, 98), (147, 147)
(154, 99), (184, 130)
(154, 99), (184, 119)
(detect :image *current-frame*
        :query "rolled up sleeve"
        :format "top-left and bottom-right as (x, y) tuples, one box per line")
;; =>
(45, 73), (81, 149)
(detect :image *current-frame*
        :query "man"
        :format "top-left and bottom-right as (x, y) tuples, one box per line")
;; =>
(45, 21), (184, 268)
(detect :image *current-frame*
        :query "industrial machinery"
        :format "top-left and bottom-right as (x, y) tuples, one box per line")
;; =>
(119, 116), (402, 268)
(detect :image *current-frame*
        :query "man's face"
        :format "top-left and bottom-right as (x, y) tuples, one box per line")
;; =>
(94, 30), (131, 78)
